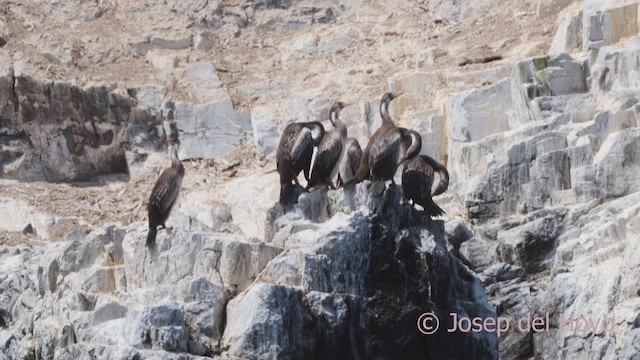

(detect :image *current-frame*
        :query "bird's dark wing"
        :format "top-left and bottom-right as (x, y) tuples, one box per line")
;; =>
(150, 168), (183, 213)
(417, 165), (434, 200)
(348, 140), (362, 173)
(277, 126), (298, 163)
(369, 129), (401, 166)
(315, 131), (343, 173)
(291, 127), (313, 164)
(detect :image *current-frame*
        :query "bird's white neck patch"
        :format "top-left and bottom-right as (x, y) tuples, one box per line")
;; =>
(311, 125), (323, 141)
(380, 101), (390, 120)
(330, 109), (338, 124)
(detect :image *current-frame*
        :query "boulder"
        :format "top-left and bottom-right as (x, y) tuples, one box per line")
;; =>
(497, 211), (565, 272)
(549, 5), (583, 55)
(221, 283), (316, 359)
(259, 185), (499, 359)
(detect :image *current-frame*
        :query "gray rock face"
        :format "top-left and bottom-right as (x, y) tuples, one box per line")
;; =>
(0, 68), (162, 182)
(592, 47), (640, 93)
(511, 53), (588, 123)
(1, 59), (250, 181)
(443, 2), (640, 357)
(251, 105), (281, 156)
(172, 97), (250, 159)
(221, 283), (316, 359)
(0, 222), (276, 358)
(549, 5), (583, 55)
(582, 0), (638, 51)
(0, 20), (8, 48)
(447, 77), (513, 157)
(0, 185), (499, 359)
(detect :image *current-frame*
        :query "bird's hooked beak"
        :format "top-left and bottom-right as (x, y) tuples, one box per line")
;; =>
(391, 92), (404, 100)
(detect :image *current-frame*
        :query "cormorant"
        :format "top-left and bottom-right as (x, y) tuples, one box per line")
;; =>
(346, 92), (402, 188)
(367, 127), (422, 195)
(276, 120), (325, 208)
(402, 155), (450, 217)
(147, 138), (184, 247)
(306, 101), (349, 190)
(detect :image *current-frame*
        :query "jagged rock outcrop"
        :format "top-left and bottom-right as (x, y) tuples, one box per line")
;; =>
(0, 58), (253, 181)
(0, 185), (498, 359)
(0, 62), (161, 182)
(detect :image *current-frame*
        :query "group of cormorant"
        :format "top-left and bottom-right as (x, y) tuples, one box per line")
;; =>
(145, 92), (449, 247)
(276, 92), (449, 216)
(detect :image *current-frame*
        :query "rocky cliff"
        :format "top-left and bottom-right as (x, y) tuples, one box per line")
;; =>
(2, 0), (640, 359)
(0, 187), (498, 359)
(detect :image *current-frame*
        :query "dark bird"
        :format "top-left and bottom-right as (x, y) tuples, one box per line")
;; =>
(306, 101), (350, 190)
(367, 127), (422, 195)
(402, 155), (450, 217)
(147, 139), (185, 247)
(346, 92), (423, 195)
(346, 92), (402, 188)
(336, 137), (362, 188)
(276, 120), (325, 208)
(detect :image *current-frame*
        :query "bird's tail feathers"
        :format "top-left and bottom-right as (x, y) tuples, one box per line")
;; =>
(146, 227), (157, 248)
(422, 199), (446, 218)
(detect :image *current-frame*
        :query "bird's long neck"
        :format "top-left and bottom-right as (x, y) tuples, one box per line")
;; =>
(170, 146), (184, 175)
(404, 131), (422, 160)
(380, 100), (394, 126)
(422, 155), (449, 196)
(330, 109), (347, 136)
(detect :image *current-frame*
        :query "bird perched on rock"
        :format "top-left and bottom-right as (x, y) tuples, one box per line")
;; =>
(307, 101), (350, 190)
(345, 92), (401, 189)
(366, 126), (422, 195)
(346, 92), (422, 195)
(276, 120), (325, 208)
(147, 138), (184, 248)
(336, 137), (362, 188)
(402, 155), (449, 217)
